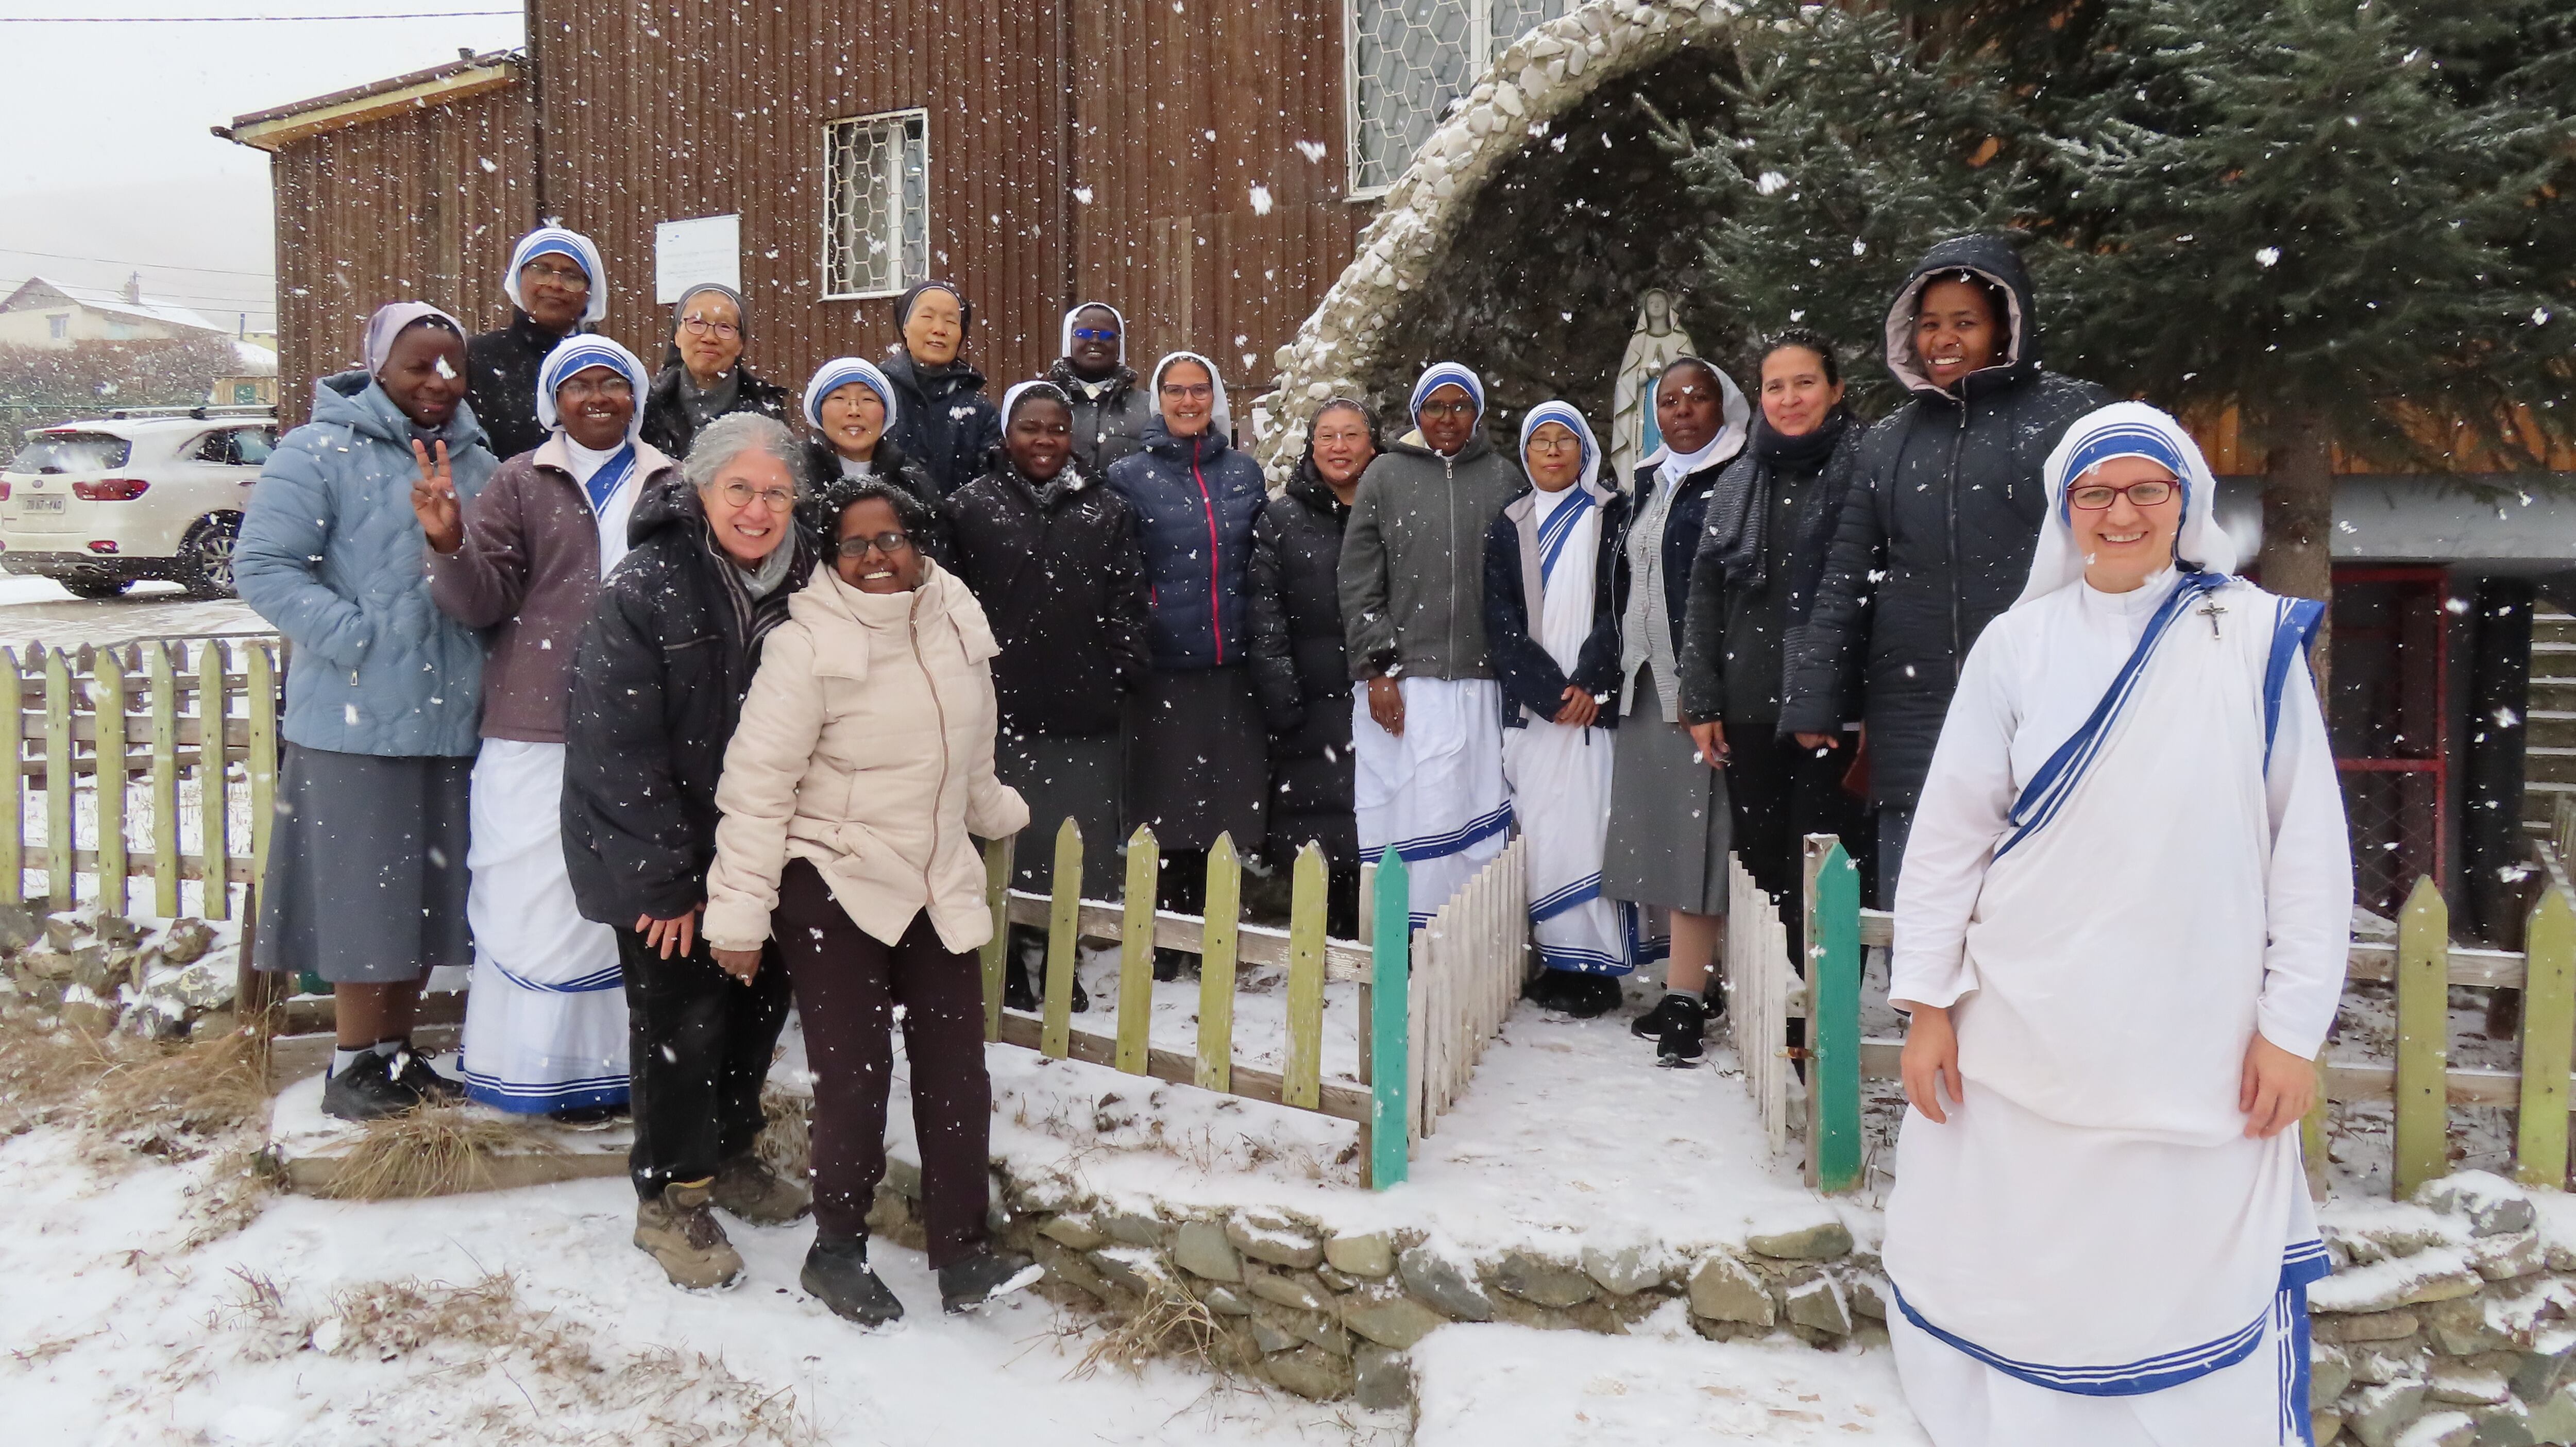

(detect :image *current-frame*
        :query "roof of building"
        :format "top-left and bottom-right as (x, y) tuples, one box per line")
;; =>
(0, 277), (225, 336)
(216, 48), (522, 152)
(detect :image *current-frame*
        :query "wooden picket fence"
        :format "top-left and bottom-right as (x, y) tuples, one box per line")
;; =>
(1776, 833), (2576, 1199)
(977, 822), (1527, 1189)
(0, 637), (278, 920)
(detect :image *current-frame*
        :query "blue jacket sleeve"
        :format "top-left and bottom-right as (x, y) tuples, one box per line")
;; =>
(232, 433), (375, 671)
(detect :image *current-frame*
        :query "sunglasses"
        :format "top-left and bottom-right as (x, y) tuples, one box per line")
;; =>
(1072, 327), (1120, 342)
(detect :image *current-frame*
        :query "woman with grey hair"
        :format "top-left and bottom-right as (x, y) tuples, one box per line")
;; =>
(563, 410), (817, 1293)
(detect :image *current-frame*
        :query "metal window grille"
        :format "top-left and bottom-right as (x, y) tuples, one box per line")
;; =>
(822, 110), (929, 301)
(1346, 0), (1574, 198)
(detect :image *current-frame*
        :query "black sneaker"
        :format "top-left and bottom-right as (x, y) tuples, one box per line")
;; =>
(550, 1102), (627, 1128)
(390, 1047), (467, 1105)
(1631, 992), (1699, 1040)
(1003, 951), (1040, 1013)
(1524, 970), (1571, 1010)
(938, 1247), (1044, 1314)
(1656, 994), (1709, 1067)
(801, 1236), (904, 1326)
(1151, 947), (1189, 982)
(1559, 973), (1624, 1019)
(321, 1050), (418, 1122)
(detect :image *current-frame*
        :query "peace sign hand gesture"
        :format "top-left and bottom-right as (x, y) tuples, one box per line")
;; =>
(410, 439), (463, 555)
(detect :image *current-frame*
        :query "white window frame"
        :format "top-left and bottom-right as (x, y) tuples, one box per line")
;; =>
(819, 107), (930, 302)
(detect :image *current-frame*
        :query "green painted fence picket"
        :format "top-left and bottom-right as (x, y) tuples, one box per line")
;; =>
(1368, 846), (1411, 1190)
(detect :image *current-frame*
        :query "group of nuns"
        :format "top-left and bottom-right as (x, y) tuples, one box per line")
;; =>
(230, 225), (2354, 1414)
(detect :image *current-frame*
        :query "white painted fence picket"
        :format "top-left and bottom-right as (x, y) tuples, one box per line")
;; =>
(1406, 836), (1529, 1151)
(1722, 854), (1800, 1159)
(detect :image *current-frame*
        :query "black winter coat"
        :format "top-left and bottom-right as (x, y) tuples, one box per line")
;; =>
(1047, 359), (1155, 479)
(1484, 484), (1630, 729)
(1105, 419), (1267, 672)
(800, 437), (948, 564)
(1678, 414), (1865, 729)
(1248, 466), (1356, 862)
(636, 362), (792, 460)
(880, 351), (1002, 499)
(561, 476), (815, 923)
(945, 462), (1151, 737)
(1779, 235), (2111, 809)
(463, 309), (577, 463)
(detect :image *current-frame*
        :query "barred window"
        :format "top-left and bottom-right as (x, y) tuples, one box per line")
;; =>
(822, 109), (929, 300)
(1346, 0), (1574, 198)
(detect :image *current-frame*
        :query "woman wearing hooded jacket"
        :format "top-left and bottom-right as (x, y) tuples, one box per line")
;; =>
(1779, 236), (2111, 905)
(419, 333), (665, 1123)
(880, 281), (1002, 498)
(235, 302), (496, 1121)
(1248, 398), (1378, 939)
(1602, 356), (1753, 1056)
(1678, 330), (1870, 969)
(1105, 353), (1268, 957)
(562, 413), (817, 1293)
(702, 480), (1042, 1326)
(948, 380), (1151, 1008)
(638, 283), (792, 459)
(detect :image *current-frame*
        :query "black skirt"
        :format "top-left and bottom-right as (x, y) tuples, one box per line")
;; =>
(1123, 666), (1267, 854)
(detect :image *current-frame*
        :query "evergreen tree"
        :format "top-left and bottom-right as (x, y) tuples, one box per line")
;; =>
(1650, 0), (2033, 414)
(2038, 0), (2574, 620)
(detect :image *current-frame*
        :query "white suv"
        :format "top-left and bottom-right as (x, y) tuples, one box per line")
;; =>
(0, 410), (277, 599)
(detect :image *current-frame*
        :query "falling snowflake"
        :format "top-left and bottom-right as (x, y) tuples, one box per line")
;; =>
(2256, 247), (2281, 268)
(1249, 183), (1274, 216)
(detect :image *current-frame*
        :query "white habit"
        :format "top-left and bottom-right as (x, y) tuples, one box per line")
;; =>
(459, 433), (638, 1114)
(1354, 678), (1509, 928)
(1882, 405), (2350, 1446)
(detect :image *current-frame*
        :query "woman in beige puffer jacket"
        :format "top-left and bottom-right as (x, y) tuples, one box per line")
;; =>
(703, 478), (1038, 1326)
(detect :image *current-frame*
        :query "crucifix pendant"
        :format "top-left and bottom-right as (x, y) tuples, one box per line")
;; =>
(2199, 600), (2227, 638)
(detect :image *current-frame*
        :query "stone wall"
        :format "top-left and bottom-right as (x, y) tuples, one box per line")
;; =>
(0, 901), (232, 1039)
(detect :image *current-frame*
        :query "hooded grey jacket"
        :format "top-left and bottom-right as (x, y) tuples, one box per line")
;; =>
(1337, 428), (1524, 682)
(235, 371), (497, 757)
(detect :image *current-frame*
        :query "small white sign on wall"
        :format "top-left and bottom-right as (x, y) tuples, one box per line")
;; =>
(654, 214), (741, 303)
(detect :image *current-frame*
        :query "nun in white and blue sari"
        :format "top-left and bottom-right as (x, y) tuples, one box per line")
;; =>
(1484, 402), (1637, 988)
(437, 335), (666, 1119)
(1883, 402), (2350, 1445)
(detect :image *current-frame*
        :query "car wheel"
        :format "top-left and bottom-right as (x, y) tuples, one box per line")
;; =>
(60, 575), (131, 600)
(178, 513), (243, 600)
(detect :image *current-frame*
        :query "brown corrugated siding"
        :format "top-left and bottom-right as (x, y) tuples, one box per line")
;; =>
(268, 80), (535, 428)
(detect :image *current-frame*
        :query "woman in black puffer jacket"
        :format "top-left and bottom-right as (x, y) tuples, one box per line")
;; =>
(1778, 236), (2110, 905)
(1105, 352), (1267, 954)
(1248, 398), (1378, 937)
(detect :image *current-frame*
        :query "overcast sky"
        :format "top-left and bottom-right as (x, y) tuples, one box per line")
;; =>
(0, 1), (524, 332)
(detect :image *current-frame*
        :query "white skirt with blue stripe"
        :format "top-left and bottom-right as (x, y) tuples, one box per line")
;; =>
(1353, 677), (1510, 928)
(457, 738), (630, 1113)
(1501, 715), (1635, 975)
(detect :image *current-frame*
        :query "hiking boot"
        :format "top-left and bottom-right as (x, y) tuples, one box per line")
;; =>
(938, 1247), (1044, 1314)
(633, 1181), (744, 1292)
(802, 1235), (904, 1326)
(711, 1152), (811, 1225)
(320, 1049), (418, 1122)
(1655, 994), (1709, 1068)
(388, 1048), (467, 1105)
(1631, 992), (1700, 1041)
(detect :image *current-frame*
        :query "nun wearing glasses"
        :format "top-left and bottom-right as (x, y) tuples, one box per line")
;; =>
(639, 282), (792, 460)
(1882, 402), (2348, 1446)
(466, 225), (604, 462)
(418, 334), (668, 1121)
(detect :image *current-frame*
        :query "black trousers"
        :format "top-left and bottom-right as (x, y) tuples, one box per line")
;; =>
(1726, 725), (1867, 966)
(774, 861), (993, 1268)
(619, 924), (793, 1199)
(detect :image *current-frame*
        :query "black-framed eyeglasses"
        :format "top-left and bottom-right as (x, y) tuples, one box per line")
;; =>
(556, 376), (634, 402)
(1159, 383), (1214, 400)
(1072, 327), (1120, 342)
(836, 530), (917, 559)
(521, 262), (590, 290)
(1418, 400), (1477, 419)
(680, 315), (740, 339)
(2067, 479), (2178, 510)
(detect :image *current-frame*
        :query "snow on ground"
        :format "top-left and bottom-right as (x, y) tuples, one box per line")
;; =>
(0, 575), (267, 654)
(1410, 1316), (1927, 1445)
(0, 1127), (1398, 1446)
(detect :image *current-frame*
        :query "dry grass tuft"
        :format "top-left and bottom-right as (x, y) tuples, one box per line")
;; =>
(318, 1104), (550, 1201)
(1071, 1278), (1245, 1381)
(88, 1028), (268, 1145)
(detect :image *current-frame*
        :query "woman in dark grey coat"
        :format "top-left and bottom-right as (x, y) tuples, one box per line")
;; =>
(879, 281), (1002, 498)
(1249, 398), (1377, 938)
(1777, 235), (2110, 904)
(638, 283), (792, 459)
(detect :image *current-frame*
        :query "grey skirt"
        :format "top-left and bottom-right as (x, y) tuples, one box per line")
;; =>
(1124, 666), (1267, 854)
(1601, 713), (1731, 915)
(997, 727), (1123, 898)
(256, 743), (473, 983)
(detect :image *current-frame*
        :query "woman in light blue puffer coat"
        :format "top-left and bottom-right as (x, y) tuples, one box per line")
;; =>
(234, 301), (497, 1122)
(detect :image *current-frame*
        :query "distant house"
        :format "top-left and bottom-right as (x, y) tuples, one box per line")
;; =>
(0, 276), (230, 349)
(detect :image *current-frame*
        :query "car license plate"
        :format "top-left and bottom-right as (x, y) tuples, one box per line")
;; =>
(18, 496), (63, 513)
